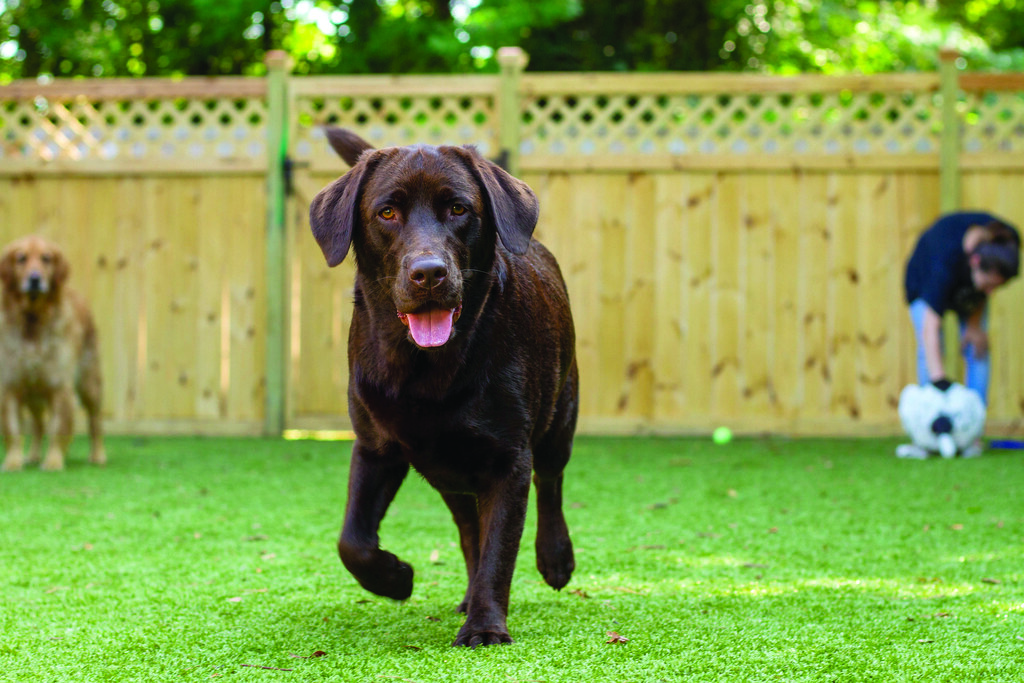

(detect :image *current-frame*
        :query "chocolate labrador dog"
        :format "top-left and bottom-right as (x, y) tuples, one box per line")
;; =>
(309, 129), (579, 647)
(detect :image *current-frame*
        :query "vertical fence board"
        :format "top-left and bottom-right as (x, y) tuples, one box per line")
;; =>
(286, 170), (356, 427)
(712, 173), (742, 420)
(742, 173), (776, 419)
(228, 176), (269, 422)
(571, 176), (604, 425)
(598, 175), (628, 419)
(772, 172), (802, 424)
(623, 172), (657, 422)
(798, 173), (832, 422)
(680, 173), (716, 424)
(856, 173), (899, 423)
(195, 177), (227, 419)
(651, 174), (687, 422)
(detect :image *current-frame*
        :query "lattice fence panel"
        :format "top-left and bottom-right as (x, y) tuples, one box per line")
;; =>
(0, 92), (267, 167)
(293, 93), (497, 167)
(520, 89), (942, 159)
(962, 91), (1024, 154)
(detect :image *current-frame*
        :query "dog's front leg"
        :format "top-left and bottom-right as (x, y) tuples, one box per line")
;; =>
(453, 460), (531, 647)
(0, 392), (25, 472)
(337, 442), (413, 600)
(40, 387), (74, 471)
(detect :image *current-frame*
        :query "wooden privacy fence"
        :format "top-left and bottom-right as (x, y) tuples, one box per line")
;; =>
(2, 50), (1023, 437)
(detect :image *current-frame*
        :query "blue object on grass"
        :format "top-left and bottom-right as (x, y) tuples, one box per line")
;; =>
(989, 440), (1024, 449)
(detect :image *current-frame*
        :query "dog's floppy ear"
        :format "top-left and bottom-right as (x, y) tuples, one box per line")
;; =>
(457, 148), (539, 255)
(0, 244), (15, 292)
(324, 128), (375, 168)
(309, 155), (380, 267)
(310, 130), (380, 267)
(51, 246), (70, 290)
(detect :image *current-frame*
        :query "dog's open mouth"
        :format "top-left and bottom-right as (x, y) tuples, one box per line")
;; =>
(397, 303), (462, 348)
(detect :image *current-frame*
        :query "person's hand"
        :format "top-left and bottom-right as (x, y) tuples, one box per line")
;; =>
(961, 325), (989, 358)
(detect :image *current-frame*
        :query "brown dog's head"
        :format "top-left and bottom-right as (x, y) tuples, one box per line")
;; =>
(0, 235), (70, 310)
(310, 129), (539, 348)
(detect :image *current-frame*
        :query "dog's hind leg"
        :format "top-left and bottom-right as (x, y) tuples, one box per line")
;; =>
(440, 491), (481, 613)
(532, 467), (575, 590)
(531, 376), (578, 591)
(337, 443), (414, 600)
(27, 405), (44, 464)
(76, 353), (106, 466)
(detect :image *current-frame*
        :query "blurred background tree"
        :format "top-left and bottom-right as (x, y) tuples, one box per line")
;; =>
(1, 0), (1022, 80)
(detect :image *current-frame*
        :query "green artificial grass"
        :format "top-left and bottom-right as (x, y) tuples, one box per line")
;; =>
(2, 435), (1023, 682)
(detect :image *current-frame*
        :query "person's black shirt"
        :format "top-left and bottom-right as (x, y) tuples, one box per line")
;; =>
(904, 211), (1019, 317)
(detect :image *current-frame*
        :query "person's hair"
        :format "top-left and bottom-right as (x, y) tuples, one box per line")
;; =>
(980, 219), (1020, 247)
(973, 241), (1020, 280)
(970, 220), (1020, 280)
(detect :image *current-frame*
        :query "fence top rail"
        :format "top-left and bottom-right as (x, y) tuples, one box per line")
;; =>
(0, 76), (267, 101)
(519, 72), (942, 95)
(959, 73), (1024, 92)
(3, 70), (1020, 102)
(289, 74), (499, 97)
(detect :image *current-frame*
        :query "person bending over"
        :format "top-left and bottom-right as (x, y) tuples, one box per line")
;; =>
(904, 211), (1020, 407)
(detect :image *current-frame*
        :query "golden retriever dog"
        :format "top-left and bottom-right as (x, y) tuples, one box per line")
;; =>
(0, 235), (105, 471)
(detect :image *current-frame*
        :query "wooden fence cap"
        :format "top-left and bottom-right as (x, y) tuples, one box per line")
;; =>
(497, 46), (529, 70)
(939, 47), (961, 62)
(265, 50), (291, 69)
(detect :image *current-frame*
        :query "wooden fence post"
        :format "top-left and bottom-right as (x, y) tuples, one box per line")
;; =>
(264, 50), (290, 437)
(497, 47), (528, 176)
(939, 48), (961, 212)
(938, 48), (963, 378)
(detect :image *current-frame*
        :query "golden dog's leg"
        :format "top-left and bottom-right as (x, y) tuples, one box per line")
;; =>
(87, 409), (106, 466)
(79, 377), (106, 467)
(40, 389), (74, 471)
(27, 408), (45, 464)
(1, 393), (25, 472)
(77, 343), (106, 466)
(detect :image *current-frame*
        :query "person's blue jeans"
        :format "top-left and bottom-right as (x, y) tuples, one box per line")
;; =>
(908, 298), (990, 405)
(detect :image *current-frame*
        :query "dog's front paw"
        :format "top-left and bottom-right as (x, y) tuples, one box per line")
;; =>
(40, 449), (66, 471)
(1, 450), (25, 472)
(360, 555), (414, 601)
(453, 623), (512, 648)
(340, 544), (414, 601)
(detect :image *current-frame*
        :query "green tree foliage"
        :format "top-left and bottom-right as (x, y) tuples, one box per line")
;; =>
(523, 0), (1024, 73)
(0, 0), (1021, 80)
(0, 0), (280, 77)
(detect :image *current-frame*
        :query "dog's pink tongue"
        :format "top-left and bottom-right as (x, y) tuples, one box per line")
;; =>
(406, 308), (455, 347)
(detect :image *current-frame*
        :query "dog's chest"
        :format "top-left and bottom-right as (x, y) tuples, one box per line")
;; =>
(403, 433), (516, 494)
(359, 384), (521, 493)
(0, 326), (73, 388)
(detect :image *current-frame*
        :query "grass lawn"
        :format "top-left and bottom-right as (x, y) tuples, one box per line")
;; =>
(2, 435), (1023, 682)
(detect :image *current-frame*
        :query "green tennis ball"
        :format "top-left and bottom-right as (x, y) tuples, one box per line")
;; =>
(712, 426), (733, 444)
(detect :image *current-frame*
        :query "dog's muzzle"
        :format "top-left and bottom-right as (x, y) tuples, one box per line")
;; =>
(22, 273), (47, 297)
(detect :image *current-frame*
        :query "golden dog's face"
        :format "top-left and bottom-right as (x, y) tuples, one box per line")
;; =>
(0, 235), (69, 302)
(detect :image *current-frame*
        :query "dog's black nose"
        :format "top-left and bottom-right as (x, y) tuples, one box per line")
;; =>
(26, 273), (43, 293)
(409, 256), (447, 289)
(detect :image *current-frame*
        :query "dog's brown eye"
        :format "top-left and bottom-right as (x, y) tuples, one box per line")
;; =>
(451, 204), (467, 216)
(16, 253), (27, 264)
(41, 254), (52, 264)
(378, 207), (396, 220)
